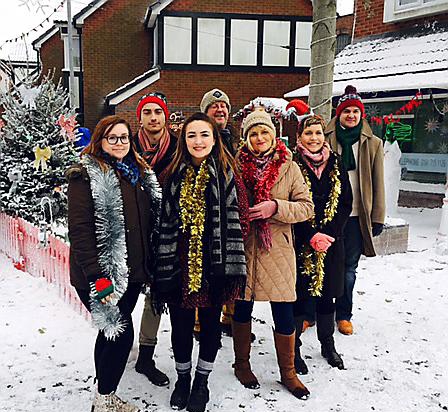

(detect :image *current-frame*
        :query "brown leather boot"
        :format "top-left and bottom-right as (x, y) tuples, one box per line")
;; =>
(231, 320), (260, 389)
(273, 331), (310, 400)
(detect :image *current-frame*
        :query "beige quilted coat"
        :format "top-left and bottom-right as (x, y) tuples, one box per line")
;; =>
(240, 149), (314, 302)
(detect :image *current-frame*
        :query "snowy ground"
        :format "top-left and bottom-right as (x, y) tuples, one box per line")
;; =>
(1, 207), (447, 412)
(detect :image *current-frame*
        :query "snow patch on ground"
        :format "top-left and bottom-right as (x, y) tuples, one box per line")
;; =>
(0, 207), (447, 412)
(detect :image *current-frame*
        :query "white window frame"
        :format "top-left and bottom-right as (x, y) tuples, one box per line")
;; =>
(61, 34), (81, 71)
(384, 0), (448, 23)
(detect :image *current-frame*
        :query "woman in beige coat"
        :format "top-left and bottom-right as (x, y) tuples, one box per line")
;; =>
(232, 109), (314, 400)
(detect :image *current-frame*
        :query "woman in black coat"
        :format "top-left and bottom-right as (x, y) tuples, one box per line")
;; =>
(292, 114), (353, 375)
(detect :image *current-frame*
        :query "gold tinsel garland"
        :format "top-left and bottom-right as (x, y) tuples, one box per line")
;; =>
(300, 160), (341, 296)
(179, 162), (210, 293)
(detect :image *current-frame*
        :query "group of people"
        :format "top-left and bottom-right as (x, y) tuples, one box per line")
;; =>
(67, 85), (385, 412)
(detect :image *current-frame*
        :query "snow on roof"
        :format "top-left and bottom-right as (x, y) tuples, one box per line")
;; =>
(0, 41), (38, 64)
(285, 29), (448, 98)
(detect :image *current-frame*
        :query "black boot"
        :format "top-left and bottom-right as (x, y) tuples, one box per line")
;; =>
(186, 372), (210, 412)
(317, 313), (344, 370)
(294, 317), (308, 375)
(170, 373), (191, 410)
(135, 345), (170, 386)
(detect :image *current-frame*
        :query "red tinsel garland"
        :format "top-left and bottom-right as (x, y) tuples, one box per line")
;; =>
(370, 92), (423, 126)
(239, 139), (288, 250)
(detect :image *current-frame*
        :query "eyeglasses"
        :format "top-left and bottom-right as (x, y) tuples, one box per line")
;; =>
(103, 134), (130, 145)
(138, 92), (168, 105)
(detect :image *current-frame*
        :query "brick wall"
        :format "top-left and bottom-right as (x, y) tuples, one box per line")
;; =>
(39, 32), (64, 83)
(115, 70), (309, 134)
(166, 0), (312, 15)
(336, 13), (354, 35)
(81, 0), (151, 129)
(354, 0), (448, 39)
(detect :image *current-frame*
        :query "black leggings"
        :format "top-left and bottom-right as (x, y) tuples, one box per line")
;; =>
(293, 296), (336, 318)
(233, 300), (295, 335)
(76, 283), (141, 394)
(169, 305), (222, 364)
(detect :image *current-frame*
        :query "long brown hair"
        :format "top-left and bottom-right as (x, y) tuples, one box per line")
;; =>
(167, 112), (235, 178)
(82, 115), (149, 173)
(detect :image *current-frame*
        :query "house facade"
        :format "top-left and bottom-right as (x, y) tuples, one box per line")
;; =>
(286, 0), (448, 183)
(34, 0), (315, 131)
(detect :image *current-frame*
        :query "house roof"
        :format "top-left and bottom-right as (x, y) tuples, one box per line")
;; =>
(285, 28), (448, 98)
(73, 0), (108, 28)
(0, 41), (38, 66)
(106, 67), (161, 106)
(145, 0), (175, 28)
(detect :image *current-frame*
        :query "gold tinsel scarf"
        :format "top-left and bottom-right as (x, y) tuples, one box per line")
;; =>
(300, 158), (341, 296)
(179, 162), (210, 293)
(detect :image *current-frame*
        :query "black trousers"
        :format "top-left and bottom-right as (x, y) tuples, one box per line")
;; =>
(169, 305), (222, 364)
(76, 283), (141, 394)
(293, 296), (335, 317)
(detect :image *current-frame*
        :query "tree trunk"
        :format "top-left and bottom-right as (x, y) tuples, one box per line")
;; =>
(308, 0), (337, 123)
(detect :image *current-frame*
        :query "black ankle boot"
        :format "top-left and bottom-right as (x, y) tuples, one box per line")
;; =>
(317, 313), (345, 370)
(293, 316), (308, 375)
(170, 373), (191, 410)
(186, 373), (209, 412)
(294, 347), (309, 375)
(321, 341), (344, 369)
(135, 345), (170, 386)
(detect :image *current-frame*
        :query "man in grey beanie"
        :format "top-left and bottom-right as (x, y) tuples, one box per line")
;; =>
(200, 88), (236, 155)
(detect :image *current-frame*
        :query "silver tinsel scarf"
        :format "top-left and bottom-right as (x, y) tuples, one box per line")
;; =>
(82, 155), (161, 340)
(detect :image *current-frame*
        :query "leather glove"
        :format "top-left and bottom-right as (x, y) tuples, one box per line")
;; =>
(249, 200), (277, 221)
(310, 232), (335, 252)
(89, 277), (115, 304)
(372, 222), (384, 237)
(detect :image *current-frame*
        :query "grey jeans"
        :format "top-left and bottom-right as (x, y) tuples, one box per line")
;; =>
(139, 294), (161, 346)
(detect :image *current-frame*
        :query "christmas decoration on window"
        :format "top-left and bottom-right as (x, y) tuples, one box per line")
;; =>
(425, 118), (440, 133)
(369, 92), (423, 125)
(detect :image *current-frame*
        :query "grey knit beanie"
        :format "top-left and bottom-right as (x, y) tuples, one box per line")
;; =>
(200, 88), (231, 113)
(243, 109), (276, 138)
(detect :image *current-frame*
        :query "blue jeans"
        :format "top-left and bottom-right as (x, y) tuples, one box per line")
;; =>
(233, 300), (295, 335)
(336, 217), (363, 322)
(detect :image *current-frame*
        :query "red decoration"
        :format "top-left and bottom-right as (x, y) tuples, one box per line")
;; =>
(13, 256), (25, 272)
(57, 114), (77, 141)
(95, 277), (113, 292)
(370, 92), (422, 126)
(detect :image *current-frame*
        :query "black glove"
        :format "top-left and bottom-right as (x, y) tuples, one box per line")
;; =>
(372, 222), (384, 237)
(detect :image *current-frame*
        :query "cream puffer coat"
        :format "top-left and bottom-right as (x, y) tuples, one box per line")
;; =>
(240, 149), (314, 302)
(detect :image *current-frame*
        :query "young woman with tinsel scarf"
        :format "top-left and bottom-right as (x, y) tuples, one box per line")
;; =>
(232, 109), (314, 400)
(154, 112), (249, 412)
(292, 114), (353, 375)
(66, 115), (161, 412)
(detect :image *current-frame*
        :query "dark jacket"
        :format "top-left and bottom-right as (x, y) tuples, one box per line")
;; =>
(220, 126), (238, 156)
(294, 152), (353, 298)
(134, 129), (178, 177)
(67, 165), (154, 290)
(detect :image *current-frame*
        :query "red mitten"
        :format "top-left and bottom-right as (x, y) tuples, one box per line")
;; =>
(310, 232), (335, 252)
(89, 277), (114, 301)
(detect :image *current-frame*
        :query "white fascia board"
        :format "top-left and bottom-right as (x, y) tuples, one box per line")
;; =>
(32, 26), (59, 51)
(146, 0), (175, 28)
(108, 70), (161, 106)
(74, 0), (108, 27)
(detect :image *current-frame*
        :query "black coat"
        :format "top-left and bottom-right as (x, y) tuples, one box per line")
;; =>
(294, 152), (353, 299)
(134, 130), (178, 177)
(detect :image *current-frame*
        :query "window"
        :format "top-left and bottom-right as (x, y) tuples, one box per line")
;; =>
(295, 21), (312, 67)
(263, 21), (290, 67)
(62, 34), (81, 70)
(230, 19), (258, 66)
(336, 33), (351, 55)
(159, 13), (312, 70)
(164, 16), (192, 64)
(197, 18), (225, 65)
(384, 0), (448, 22)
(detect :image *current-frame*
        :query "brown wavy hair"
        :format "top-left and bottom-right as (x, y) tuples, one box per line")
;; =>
(166, 112), (235, 178)
(81, 115), (149, 173)
(297, 114), (327, 138)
